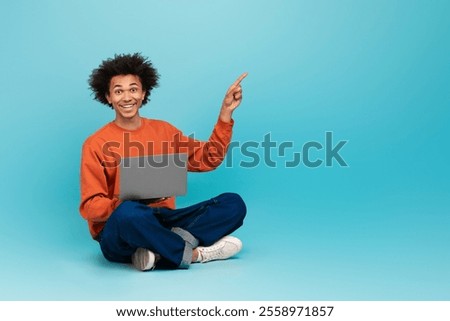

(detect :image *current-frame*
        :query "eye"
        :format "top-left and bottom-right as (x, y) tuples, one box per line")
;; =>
(114, 89), (123, 95)
(130, 88), (138, 93)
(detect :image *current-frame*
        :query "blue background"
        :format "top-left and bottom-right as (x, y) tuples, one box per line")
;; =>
(0, 0), (449, 300)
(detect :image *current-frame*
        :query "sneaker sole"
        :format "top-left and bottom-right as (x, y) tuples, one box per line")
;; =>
(132, 248), (156, 271)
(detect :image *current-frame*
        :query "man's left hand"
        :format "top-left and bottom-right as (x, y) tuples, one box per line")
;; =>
(219, 72), (248, 123)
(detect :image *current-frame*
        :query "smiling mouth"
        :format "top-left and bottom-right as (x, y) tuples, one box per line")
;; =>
(120, 103), (135, 109)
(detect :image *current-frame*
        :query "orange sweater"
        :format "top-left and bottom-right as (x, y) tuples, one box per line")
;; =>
(79, 117), (233, 239)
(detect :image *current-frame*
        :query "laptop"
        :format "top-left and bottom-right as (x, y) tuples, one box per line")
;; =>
(119, 153), (187, 200)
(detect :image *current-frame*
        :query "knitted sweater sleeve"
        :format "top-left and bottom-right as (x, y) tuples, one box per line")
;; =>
(169, 118), (234, 172)
(79, 140), (121, 223)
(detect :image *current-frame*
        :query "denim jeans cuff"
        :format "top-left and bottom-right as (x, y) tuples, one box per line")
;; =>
(179, 242), (193, 269)
(171, 227), (199, 248)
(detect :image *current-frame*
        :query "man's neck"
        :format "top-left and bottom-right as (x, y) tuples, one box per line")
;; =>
(114, 116), (142, 131)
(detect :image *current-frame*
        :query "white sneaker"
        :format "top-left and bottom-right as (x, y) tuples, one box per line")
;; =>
(196, 236), (243, 263)
(131, 248), (159, 271)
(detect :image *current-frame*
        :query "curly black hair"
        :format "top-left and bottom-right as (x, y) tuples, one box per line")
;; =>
(88, 53), (159, 108)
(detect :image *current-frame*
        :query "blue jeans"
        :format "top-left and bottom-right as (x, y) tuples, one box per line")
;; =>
(98, 193), (246, 269)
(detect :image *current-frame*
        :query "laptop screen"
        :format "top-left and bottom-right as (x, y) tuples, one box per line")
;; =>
(119, 153), (187, 200)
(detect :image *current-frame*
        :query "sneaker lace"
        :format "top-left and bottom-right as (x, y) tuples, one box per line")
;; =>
(199, 243), (225, 262)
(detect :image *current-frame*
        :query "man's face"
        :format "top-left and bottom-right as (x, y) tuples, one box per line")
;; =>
(106, 74), (146, 122)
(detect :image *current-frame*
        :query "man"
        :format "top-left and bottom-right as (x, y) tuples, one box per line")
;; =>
(79, 53), (247, 271)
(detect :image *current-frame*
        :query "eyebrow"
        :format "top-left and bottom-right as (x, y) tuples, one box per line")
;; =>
(112, 82), (140, 89)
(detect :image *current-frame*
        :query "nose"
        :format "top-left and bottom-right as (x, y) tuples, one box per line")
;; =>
(123, 90), (132, 101)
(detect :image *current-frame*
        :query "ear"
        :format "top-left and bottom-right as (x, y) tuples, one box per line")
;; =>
(105, 93), (111, 104)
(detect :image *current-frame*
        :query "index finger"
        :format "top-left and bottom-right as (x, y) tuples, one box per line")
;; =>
(232, 72), (248, 87)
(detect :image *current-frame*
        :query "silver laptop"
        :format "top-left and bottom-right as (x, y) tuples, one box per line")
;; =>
(119, 153), (187, 200)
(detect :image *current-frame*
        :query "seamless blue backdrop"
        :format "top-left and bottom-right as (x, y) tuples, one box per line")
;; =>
(0, 0), (449, 300)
